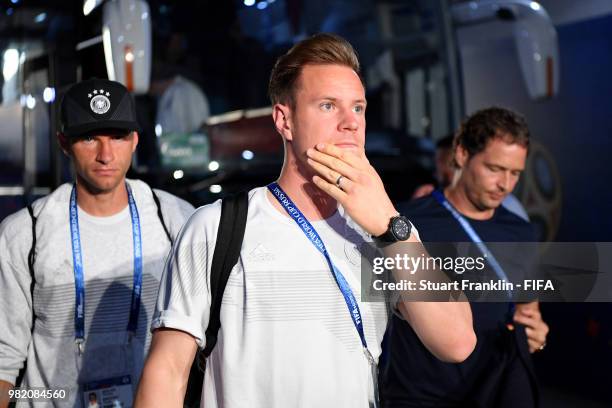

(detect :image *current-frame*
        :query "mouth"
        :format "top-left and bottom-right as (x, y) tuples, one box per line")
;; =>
(334, 142), (359, 149)
(93, 168), (118, 176)
(488, 192), (505, 201)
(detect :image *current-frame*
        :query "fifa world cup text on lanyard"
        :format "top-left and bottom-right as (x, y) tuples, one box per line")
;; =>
(69, 183), (143, 355)
(268, 182), (380, 408)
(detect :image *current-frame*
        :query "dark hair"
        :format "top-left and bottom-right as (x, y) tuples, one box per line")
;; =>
(453, 107), (530, 166)
(268, 33), (361, 107)
(436, 134), (455, 150)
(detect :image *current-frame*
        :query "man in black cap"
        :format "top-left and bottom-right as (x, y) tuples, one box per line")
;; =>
(0, 79), (194, 408)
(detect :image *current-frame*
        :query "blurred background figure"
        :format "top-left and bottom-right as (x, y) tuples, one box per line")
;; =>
(412, 133), (529, 221)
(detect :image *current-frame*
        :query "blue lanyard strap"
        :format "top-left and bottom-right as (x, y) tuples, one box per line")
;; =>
(267, 182), (369, 350)
(126, 184), (143, 335)
(69, 186), (85, 344)
(69, 183), (143, 349)
(432, 190), (512, 298)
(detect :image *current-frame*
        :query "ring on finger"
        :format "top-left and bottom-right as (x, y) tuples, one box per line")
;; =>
(538, 342), (546, 351)
(335, 175), (344, 190)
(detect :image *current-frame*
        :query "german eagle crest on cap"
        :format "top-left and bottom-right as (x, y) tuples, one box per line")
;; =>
(60, 79), (140, 137)
(88, 88), (112, 115)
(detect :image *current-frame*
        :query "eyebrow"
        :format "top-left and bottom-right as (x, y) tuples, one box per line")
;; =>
(317, 96), (367, 105)
(485, 162), (524, 172)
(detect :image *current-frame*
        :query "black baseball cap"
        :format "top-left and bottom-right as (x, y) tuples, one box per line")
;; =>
(60, 78), (140, 138)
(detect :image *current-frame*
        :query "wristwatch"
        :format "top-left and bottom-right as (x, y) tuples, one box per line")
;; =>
(375, 215), (412, 242)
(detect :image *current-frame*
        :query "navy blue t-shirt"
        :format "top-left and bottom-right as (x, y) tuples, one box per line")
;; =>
(382, 192), (536, 407)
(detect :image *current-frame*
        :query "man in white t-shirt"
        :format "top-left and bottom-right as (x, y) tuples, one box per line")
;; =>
(135, 34), (476, 408)
(0, 79), (194, 408)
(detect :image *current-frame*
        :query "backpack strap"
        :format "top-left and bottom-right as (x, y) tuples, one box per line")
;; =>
(184, 191), (249, 407)
(203, 190), (249, 357)
(16, 205), (37, 388)
(150, 187), (173, 245)
(26, 205), (37, 284)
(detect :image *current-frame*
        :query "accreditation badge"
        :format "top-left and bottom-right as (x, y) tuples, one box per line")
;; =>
(78, 340), (137, 408)
(82, 375), (133, 408)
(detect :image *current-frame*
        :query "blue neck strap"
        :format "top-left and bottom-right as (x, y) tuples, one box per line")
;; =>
(267, 182), (371, 351)
(432, 190), (512, 297)
(69, 183), (143, 351)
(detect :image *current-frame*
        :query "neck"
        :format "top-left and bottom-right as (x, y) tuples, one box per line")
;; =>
(75, 177), (129, 217)
(444, 180), (495, 221)
(268, 166), (338, 221)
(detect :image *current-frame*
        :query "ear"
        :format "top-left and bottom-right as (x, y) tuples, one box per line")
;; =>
(454, 144), (469, 169)
(57, 132), (71, 157)
(131, 131), (139, 152)
(272, 103), (293, 142)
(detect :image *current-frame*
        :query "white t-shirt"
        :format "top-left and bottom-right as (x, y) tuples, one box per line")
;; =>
(0, 179), (194, 407)
(153, 187), (396, 408)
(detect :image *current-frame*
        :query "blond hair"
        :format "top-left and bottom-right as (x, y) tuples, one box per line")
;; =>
(268, 33), (361, 107)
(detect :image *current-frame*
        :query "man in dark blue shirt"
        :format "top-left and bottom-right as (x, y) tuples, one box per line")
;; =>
(382, 107), (549, 407)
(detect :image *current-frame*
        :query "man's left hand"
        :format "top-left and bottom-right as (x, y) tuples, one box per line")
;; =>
(513, 301), (549, 353)
(306, 143), (399, 237)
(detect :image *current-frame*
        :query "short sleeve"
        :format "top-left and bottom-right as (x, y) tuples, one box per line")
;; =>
(151, 202), (220, 348)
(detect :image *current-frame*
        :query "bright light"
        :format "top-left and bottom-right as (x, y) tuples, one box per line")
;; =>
(530, 2), (541, 11)
(43, 87), (55, 103)
(102, 26), (116, 80)
(83, 0), (97, 16)
(10, 0), (19, 4)
(268, 0), (276, 3)
(242, 150), (254, 160)
(173, 170), (184, 179)
(141, 11), (149, 20)
(208, 161), (220, 171)
(2, 49), (19, 81)
(256, 1), (268, 10)
(155, 124), (163, 137)
(244, 0), (256, 6)
(209, 185), (222, 194)
(34, 13), (47, 23)
(125, 51), (135, 62)
(26, 94), (36, 109)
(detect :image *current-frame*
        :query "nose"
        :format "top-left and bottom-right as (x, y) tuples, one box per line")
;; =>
(96, 137), (114, 164)
(338, 107), (359, 133)
(498, 171), (512, 193)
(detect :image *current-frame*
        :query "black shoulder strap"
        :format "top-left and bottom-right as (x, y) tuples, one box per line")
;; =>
(184, 191), (249, 407)
(203, 190), (249, 357)
(26, 205), (37, 282)
(150, 187), (173, 245)
(17, 205), (37, 388)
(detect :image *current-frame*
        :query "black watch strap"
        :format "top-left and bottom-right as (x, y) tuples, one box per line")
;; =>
(375, 215), (412, 243)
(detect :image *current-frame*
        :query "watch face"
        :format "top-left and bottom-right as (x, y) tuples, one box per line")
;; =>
(392, 217), (411, 240)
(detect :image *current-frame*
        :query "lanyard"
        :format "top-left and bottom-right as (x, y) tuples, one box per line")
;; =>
(69, 183), (143, 353)
(432, 190), (512, 299)
(267, 183), (376, 358)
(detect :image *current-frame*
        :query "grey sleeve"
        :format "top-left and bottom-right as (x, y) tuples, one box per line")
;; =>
(0, 212), (34, 384)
